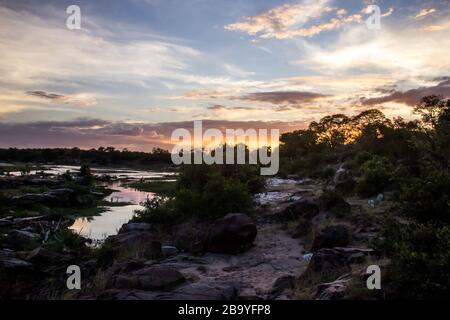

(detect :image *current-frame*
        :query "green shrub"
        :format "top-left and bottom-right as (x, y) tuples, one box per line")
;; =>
(79, 164), (94, 185)
(397, 169), (450, 224)
(379, 220), (450, 299)
(133, 196), (181, 224)
(134, 164), (256, 223)
(356, 156), (393, 197)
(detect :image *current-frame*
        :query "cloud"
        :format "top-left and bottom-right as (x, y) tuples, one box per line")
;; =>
(26, 91), (97, 106)
(415, 8), (436, 19)
(174, 89), (231, 100)
(225, 2), (396, 39)
(423, 21), (450, 31)
(206, 104), (264, 112)
(232, 91), (330, 105)
(361, 79), (450, 106)
(225, 0), (340, 39)
(0, 118), (307, 151)
(299, 21), (450, 77)
(0, 6), (202, 89)
(381, 7), (395, 18)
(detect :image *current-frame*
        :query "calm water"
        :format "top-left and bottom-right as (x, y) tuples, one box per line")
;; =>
(1, 164), (174, 240)
(69, 181), (156, 240)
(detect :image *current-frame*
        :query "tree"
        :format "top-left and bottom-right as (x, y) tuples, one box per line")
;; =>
(414, 95), (449, 129)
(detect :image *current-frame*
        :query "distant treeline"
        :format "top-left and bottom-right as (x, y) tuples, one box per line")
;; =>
(0, 147), (172, 167)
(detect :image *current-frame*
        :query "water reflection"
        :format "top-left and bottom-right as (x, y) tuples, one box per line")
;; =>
(70, 179), (162, 240)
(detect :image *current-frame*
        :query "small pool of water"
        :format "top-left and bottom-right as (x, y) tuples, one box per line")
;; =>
(70, 181), (156, 240)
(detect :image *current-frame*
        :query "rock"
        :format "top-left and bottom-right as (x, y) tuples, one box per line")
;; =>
(111, 281), (241, 300)
(165, 281), (239, 300)
(270, 275), (296, 295)
(8, 193), (63, 207)
(119, 222), (154, 234)
(311, 224), (351, 251)
(26, 247), (58, 266)
(101, 280), (240, 300)
(6, 230), (40, 250)
(333, 168), (352, 185)
(277, 197), (320, 221)
(333, 168), (356, 195)
(172, 221), (209, 253)
(205, 213), (257, 254)
(107, 231), (161, 259)
(298, 248), (351, 286)
(0, 256), (33, 271)
(112, 266), (185, 291)
(335, 179), (356, 195)
(0, 218), (13, 227)
(298, 247), (376, 287)
(161, 246), (179, 256)
(313, 275), (351, 300)
(320, 191), (351, 215)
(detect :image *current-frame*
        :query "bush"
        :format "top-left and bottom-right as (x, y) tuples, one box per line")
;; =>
(134, 164), (256, 223)
(173, 170), (253, 219)
(397, 169), (450, 224)
(356, 156), (393, 197)
(79, 164), (94, 185)
(133, 196), (180, 224)
(379, 220), (450, 299)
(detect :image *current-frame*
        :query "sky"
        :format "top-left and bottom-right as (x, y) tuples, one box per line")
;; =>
(0, 0), (449, 150)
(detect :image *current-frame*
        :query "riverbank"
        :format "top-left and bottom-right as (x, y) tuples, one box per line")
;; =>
(1, 166), (384, 300)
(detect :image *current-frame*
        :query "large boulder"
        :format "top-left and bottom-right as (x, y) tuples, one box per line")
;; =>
(107, 231), (162, 260)
(171, 221), (209, 253)
(8, 193), (63, 207)
(333, 168), (356, 195)
(105, 280), (240, 300)
(298, 247), (375, 287)
(119, 222), (154, 234)
(205, 213), (257, 254)
(112, 266), (185, 291)
(311, 224), (351, 251)
(277, 197), (320, 221)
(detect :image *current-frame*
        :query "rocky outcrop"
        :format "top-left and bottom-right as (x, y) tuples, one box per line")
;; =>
(106, 231), (162, 260)
(298, 247), (375, 287)
(103, 280), (240, 300)
(277, 197), (320, 221)
(6, 230), (40, 250)
(111, 266), (186, 291)
(171, 221), (209, 253)
(270, 274), (296, 297)
(119, 222), (154, 234)
(311, 224), (351, 251)
(313, 274), (352, 300)
(205, 213), (257, 254)
(333, 168), (356, 195)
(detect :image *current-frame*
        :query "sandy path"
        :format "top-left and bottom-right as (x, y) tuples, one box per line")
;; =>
(159, 178), (312, 299)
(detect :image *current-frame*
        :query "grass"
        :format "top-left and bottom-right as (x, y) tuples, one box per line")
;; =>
(127, 179), (176, 195)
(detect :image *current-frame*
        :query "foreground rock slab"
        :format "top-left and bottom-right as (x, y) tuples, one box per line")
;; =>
(205, 213), (257, 254)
